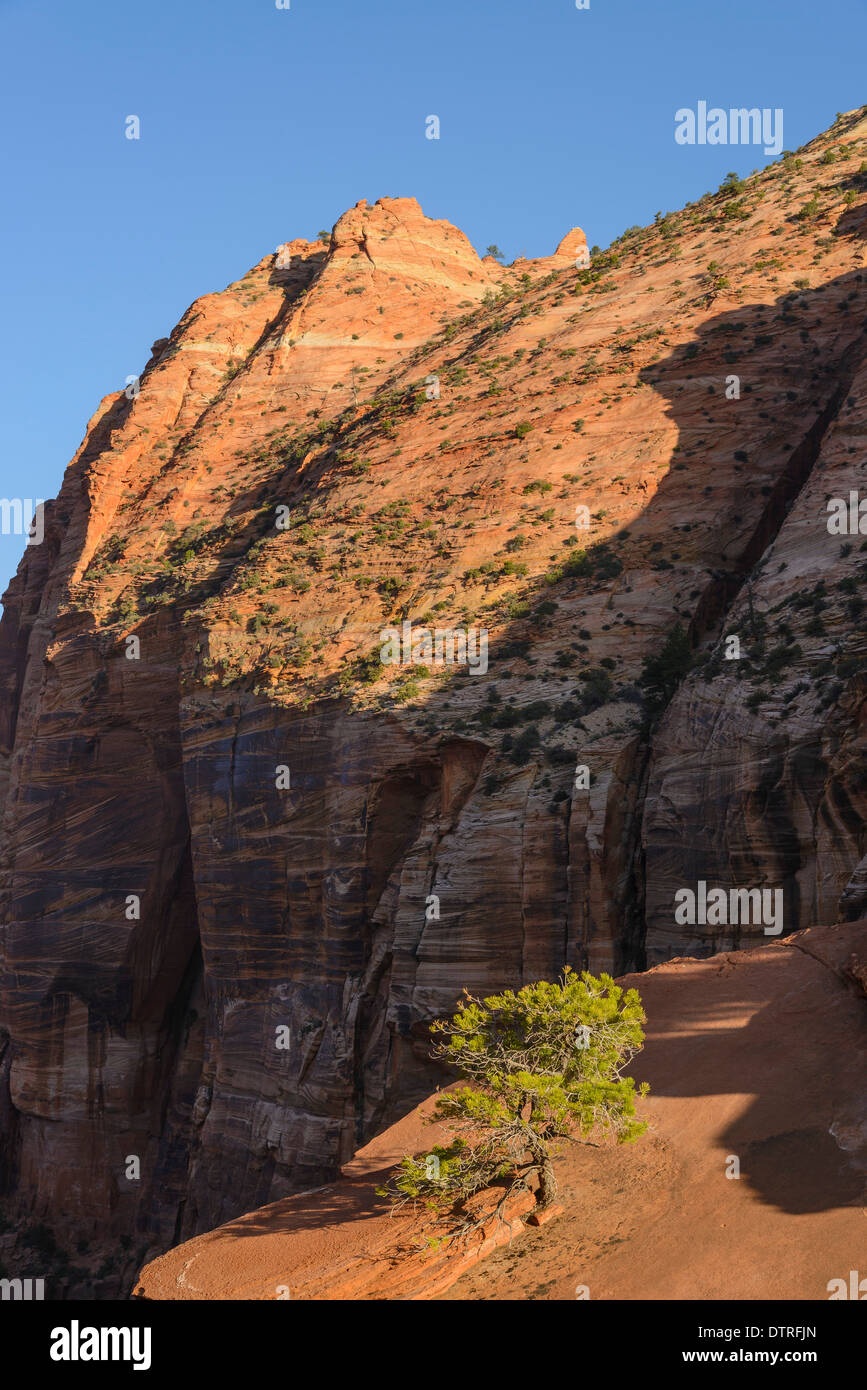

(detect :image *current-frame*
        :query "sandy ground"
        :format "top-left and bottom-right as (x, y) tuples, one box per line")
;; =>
(135, 921), (867, 1301)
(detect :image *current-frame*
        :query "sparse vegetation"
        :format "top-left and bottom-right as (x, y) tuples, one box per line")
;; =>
(639, 622), (693, 711)
(378, 970), (648, 1233)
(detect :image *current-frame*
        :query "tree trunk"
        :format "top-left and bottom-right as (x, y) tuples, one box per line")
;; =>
(535, 1155), (558, 1208)
(524, 1113), (558, 1209)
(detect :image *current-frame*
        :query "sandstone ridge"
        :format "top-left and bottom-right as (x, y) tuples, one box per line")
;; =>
(1, 108), (866, 1294)
(133, 920), (867, 1300)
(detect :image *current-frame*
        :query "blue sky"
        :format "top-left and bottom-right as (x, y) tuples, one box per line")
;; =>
(1, 0), (864, 593)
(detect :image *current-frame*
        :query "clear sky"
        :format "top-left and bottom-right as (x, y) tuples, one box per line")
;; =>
(1, 0), (864, 593)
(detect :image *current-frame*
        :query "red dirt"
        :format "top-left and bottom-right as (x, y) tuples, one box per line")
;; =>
(135, 920), (867, 1300)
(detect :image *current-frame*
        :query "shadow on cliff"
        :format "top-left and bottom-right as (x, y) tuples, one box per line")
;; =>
(139, 246), (867, 1227)
(144, 928), (867, 1253)
(288, 250), (867, 972)
(6, 203), (867, 1273)
(188, 1171), (393, 1240)
(622, 926), (867, 1216)
(324, 240), (867, 1215)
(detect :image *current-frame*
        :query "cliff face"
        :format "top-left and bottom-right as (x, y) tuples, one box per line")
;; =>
(1, 114), (866, 1291)
(644, 344), (867, 959)
(132, 920), (867, 1302)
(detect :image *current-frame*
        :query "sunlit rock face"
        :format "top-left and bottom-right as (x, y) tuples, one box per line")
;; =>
(1, 109), (866, 1293)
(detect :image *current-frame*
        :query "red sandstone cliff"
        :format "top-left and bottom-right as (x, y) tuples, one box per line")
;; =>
(134, 920), (867, 1301)
(1, 111), (866, 1295)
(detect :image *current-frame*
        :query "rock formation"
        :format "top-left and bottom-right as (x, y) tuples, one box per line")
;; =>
(1, 111), (866, 1294)
(134, 919), (867, 1301)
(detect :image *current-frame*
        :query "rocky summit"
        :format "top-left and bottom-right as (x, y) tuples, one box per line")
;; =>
(1, 109), (866, 1297)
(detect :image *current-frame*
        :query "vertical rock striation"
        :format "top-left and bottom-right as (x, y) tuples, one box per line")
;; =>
(0, 116), (866, 1289)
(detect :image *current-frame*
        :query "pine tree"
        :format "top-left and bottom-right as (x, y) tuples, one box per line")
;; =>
(639, 621), (693, 711)
(379, 969), (648, 1231)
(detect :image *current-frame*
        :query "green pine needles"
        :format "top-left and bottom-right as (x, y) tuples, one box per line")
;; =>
(378, 968), (649, 1236)
(639, 621), (693, 712)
